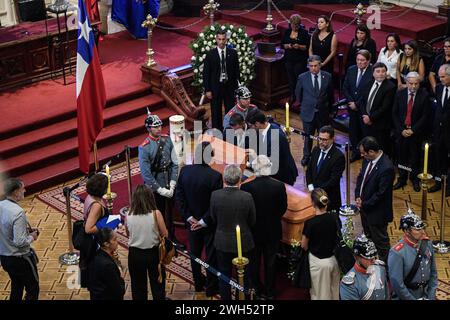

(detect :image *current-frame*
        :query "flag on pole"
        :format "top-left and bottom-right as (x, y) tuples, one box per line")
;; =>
(77, 0), (106, 174)
(85, 0), (100, 23)
(111, 0), (160, 39)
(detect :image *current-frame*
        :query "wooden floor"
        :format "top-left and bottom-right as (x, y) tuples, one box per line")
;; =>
(1, 108), (449, 300)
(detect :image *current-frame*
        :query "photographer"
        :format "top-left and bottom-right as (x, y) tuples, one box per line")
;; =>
(0, 178), (40, 300)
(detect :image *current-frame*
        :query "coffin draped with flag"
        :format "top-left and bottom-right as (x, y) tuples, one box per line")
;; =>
(76, 0), (106, 174)
(112, 0), (160, 39)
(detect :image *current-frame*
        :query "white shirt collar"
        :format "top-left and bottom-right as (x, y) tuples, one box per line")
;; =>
(320, 144), (333, 155)
(217, 46), (226, 57)
(370, 151), (383, 166)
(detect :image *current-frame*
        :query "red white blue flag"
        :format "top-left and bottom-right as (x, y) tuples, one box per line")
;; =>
(76, 0), (106, 174)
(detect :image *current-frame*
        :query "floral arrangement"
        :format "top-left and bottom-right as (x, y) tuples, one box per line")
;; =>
(189, 23), (256, 88)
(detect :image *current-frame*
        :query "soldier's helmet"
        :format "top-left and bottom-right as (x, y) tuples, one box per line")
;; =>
(353, 234), (378, 259)
(145, 113), (163, 128)
(399, 208), (426, 231)
(235, 85), (252, 99)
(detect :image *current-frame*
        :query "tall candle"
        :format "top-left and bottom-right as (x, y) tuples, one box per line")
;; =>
(285, 102), (290, 129)
(106, 165), (111, 195)
(423, 143), (429, 176)
(236, 225), (242, 260)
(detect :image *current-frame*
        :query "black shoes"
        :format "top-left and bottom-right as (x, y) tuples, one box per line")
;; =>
(412, 180), (421, 192)
(429, 183), (442, 193)
(393, 181), (406, 190)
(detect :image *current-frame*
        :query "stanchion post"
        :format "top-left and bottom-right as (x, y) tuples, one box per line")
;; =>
(125, 145), (133, 206)
(59, 187), (80, 265)
(93, 141), (99, 172)
(433, 175), (450, 254)
(232, 257), (249, 300)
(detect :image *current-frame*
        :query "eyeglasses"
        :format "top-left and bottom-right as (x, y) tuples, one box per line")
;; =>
(318, 137), (330, 141)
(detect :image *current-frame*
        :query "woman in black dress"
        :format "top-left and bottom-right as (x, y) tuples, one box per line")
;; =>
(281, 14), (311, 103)
(309, 15), (337, 75)
(345, 24), (377, 70)
(396, 39), (425, 90)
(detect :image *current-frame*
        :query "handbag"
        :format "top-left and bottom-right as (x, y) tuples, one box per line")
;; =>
(72, 220), (86, 250)
(153, 211), (176, 282)
(333, 213), (355, 274)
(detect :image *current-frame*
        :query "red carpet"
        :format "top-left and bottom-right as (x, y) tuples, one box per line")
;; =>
(36, 161), (450, 300)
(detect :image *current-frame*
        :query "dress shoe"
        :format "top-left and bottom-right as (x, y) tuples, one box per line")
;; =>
(393, 181), (406, 190)
(300, 157), (309, 167)
(429, 183), (442, 193)
(412, 180), (421, 192)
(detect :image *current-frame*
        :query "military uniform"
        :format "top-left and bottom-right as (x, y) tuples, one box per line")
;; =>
(340, 261), (389, 300)
(138, 133), (178, 192)
(223, 103), (257, 130)
(388, 236), (438, 300)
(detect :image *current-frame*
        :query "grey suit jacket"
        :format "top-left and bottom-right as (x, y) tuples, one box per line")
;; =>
(295, 70), (333, 123)
(210, 187), (256, 253)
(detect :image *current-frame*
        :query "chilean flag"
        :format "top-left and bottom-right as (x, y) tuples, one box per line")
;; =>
(76, 0), (106, 174)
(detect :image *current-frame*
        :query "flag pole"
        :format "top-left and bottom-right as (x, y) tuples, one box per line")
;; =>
(93, 141), (99, 172)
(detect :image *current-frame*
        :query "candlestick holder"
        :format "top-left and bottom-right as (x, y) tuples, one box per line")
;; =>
(417, 173), (433, 221)
(232, 256), (249, 300)
(284, 126), (293, 144)
(103, 192), (118, 213)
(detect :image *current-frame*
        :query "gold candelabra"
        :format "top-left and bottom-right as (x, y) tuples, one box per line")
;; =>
(353, 3), (367, 25)
(203, 0), (220, 26)
(103, 192), (118, 214)
(141, 14), (158, 68)
(264, 0), (274, 32)
(232, 257), (249, 300)
(417, 173), (432, 221)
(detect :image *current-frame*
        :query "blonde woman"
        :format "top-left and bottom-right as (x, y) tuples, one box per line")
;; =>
(301, 188), (340, 300)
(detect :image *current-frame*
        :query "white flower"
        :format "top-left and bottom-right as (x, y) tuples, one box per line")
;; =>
(221, 25), (225, 30)
(202, 54), (206, 59)
(236, 45), (240, 50)
(193, 43), (198, 48)
(238, 28), (242, 32)
(199, 32), (204, 38)
(203, 40), (207, 45)
(230, 25), (234, 29)
(207, 41), (212, 46)
(232, 33), (236, 38)
(206, 46), (210, 51)
(199, 65), (204, 72)
(199, 79), (203, 83)
(245, 33), (248, 37)
(245, 57), (249, 61)
(210, 26), (215, 31)
(194, 69), (198, 73)
(199, 57), (203, 62)
(191, 56), (196, 61)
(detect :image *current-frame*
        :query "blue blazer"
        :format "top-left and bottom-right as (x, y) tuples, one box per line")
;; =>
(295, 70), (333, 123)
(342, 65), (373, 106)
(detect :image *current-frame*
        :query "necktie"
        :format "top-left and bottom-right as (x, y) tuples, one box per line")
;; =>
(361, 161), (373, 199)
(316, 151), (326, 172)
(404, 92), (414, 128)
(366, 82), (380, 114)
(314, 74), (320, 95)
(221, 49), (226, 73)
(356, 69), (363, 88)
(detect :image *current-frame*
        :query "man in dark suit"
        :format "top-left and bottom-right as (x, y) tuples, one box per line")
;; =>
(429, 64), (450, 196)
(392, 72), (430, 192)
(223, 113), (253, 150)
(295, 55), (334, 166)
(246, 110), (299, 185)
(203, 30), (240, 131)
(355, 137), (395, 263)
(240, 155), (288, 300)
(358, 62), (397, 156)
(175, 142), (222, 296)
(306, 125), (345, 213)
(210, 165), (256, 300)
(342, 50), (373, 162)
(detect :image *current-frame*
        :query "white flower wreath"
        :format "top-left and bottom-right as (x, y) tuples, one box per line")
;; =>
(189, 23), (256, 88)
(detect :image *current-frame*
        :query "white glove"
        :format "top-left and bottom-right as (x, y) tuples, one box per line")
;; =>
(169, 180), (177, 190)
(157, 187), (173, 198)
(308, 184), (314, 192)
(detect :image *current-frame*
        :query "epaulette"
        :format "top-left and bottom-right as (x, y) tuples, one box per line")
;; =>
(394, 243), (404, 252)
(342, 271), (355, 285)
(226, 109), (236, 116)
(140, 138), (150, 147)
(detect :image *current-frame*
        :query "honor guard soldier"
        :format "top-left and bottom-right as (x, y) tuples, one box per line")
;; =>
(340, 234), (389, 300)
(223, 85), (257, 130)
(138, 113), (180, 241)
(388, 210), (438, 300)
